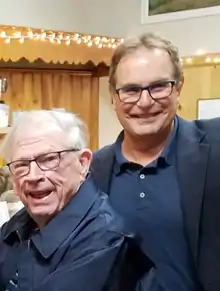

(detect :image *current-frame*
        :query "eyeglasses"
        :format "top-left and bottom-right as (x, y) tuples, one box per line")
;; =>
(115, 80), (176, 104)
(7, 149), (79, 177)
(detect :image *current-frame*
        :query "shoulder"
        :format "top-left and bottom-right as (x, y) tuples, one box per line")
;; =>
(89, 190), (129, 238)
(177, 116), (220, 143)
(194, 118), (220, 144)
(194, 117), (220, 132)
(68, 190), (132, 262)
(0, 207), (28, 239)
(84, 186), (132, 240)
(90, 144), (116, 191)
(92, 144), (115, 162)
(178, 116), (220, 130)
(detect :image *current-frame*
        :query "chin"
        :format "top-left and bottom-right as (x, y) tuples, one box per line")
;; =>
(31, 212), (55, 228)
(29, 206), (56, 220)
(133, 130), (159, 138)
(130, 123), (163, 137)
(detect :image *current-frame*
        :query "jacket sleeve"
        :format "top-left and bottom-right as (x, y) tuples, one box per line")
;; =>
(28, 235), (127, 291)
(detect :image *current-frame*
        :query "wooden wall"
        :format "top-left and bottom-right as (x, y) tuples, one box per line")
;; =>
(178, 64), (220, 120)
(0, 69), (99, 151)
(1, 63), (220, 152)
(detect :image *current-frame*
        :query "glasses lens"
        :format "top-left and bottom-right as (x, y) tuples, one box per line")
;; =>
(37, 152), (60, 170)
(119, 86), (142, 103)
(150, 82), (173, 99)
(10, 160), (30, 177)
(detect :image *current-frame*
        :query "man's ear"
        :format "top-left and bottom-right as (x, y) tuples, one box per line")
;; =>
(177, 76), (184, 94)
(79, 149), (92, 176)
(108, 83), (116, 109)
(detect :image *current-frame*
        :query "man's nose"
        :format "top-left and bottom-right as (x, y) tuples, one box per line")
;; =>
(26, 161), (44, 182)
(136, 89), (154, 107)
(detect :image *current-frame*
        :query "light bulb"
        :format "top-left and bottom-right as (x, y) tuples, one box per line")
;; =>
(4, 38), (10, 44)
(0, 31), (6, 38)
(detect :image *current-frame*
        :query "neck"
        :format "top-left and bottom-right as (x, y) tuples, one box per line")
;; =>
(122, 122), (173, 166)
(35, 216), (51, 229)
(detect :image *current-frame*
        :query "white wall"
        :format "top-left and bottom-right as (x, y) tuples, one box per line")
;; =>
(0, 0), (86, 33)
(2, 0), (219, 55)
(65, 0), (220, 56)
(81, 1), (220, 56)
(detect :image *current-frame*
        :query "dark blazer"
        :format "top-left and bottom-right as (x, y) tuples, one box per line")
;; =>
(0, 176), (132, 291)
(91, 116), (220, 291)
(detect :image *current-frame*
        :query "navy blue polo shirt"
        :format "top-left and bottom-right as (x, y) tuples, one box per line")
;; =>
(109, 118), (199, 291)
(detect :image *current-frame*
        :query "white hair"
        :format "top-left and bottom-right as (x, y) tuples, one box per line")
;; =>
(0, 110), (89, 162)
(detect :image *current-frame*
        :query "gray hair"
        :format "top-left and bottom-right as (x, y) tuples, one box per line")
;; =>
(109, 32), (183, 88)
(0, 110), (89, 162)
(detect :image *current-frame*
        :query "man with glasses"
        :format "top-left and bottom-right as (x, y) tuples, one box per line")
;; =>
(91, 32), (220, 291)
(0, 110), (135, 291)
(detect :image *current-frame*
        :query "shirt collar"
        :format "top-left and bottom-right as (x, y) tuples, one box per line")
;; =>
(2, 209), (37, 242)
(160, 116), (179, 165)
(114, 131), (130, 174)
(3, 176), (99, 259)
(113, 116), (179, 173)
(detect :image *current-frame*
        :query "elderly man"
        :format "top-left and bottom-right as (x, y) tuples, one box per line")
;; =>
(91, 32), (220, 291)
(0, 110), (134, 291)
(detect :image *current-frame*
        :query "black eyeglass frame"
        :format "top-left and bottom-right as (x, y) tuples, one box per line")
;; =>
(115, 80), (177, 104)
(7, 148), (79, 177)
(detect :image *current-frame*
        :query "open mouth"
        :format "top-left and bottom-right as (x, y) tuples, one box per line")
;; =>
(29, 191), (52, 200)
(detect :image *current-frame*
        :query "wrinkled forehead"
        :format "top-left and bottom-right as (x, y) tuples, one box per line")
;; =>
(11, 125), (67, 160)
(115, 47), (174, 85)
(119, 47), (172, 67)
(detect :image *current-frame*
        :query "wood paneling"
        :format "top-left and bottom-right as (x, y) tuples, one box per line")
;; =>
(0, 69), (99, 151)
(179, 64), (220, 120)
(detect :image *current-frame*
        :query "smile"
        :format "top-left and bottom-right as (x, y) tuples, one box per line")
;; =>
(130, 112), (161, 118)
(29, 191), (52, 199)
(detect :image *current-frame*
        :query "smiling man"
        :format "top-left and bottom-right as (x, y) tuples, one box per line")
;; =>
(91, 33), (220, 291)
(0, 110), (134, 291)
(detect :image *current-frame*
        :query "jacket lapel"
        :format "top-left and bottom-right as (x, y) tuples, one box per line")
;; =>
(176, 117), (210, 266)
(91, 145), (115, 194)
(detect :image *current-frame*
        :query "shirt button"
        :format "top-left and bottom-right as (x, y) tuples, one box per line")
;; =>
(140, 192), (145, 198)
(140, 174), (145, 179)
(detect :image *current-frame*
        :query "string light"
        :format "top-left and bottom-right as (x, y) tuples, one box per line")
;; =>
(0, 25), (124, 49)
(213, 57), (220, 63)
(205, 57), (211, 63)
(1, 25), (220, 65)
(181, 55), (220, 66)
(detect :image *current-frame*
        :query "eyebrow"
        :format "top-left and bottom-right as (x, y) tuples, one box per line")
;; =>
(12, 151), (54, 162)
(149, 78), (174, 85)
(119, 78), (173, 88)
